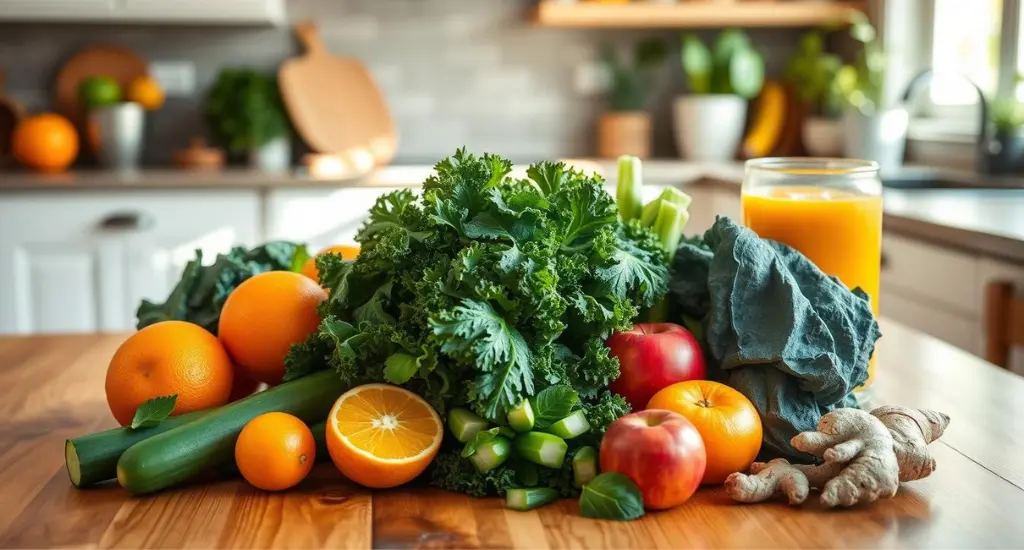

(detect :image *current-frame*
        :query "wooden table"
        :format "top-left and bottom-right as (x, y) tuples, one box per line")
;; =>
(1, 319), (1023, 549)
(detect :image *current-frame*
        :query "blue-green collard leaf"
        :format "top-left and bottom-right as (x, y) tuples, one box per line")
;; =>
(430, 299), (534, 418)
(579, 473), (645, 521)
(531, 385), (579, 429)
(383, 352), (420, 384)
(131, 395), (177, 429)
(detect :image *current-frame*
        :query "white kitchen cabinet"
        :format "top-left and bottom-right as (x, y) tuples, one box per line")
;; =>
(0, 0), (284, 24)
(977, 258), (1024, 374)
(0, 191), (260, 335)
(683, 184), (741, 237)
(265, 187), (408, 251)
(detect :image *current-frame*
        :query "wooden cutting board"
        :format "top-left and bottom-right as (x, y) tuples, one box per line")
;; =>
(279, 20), (397, 167)
(54, 45), (148, 124)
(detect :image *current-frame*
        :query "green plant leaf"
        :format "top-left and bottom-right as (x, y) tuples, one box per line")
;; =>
(131, 395), (177, 429)
(531, 385), (579, 428)
(579, 472), (645, 521)
(384, 352), (420, 384)
(290, 244), (311, 273)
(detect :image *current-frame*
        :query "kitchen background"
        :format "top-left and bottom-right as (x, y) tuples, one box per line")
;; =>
(2, 0), (1024, 376)
(0, 0), (809, 164)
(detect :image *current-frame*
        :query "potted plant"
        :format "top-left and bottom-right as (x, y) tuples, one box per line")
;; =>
(987, 99), (1024, 174)
(784, 30), (844, 157)
(597, 38), (666, 159)
(206, 68), (292, 172)
(675, 29), (764, 161)
(834, 14), (909, 171)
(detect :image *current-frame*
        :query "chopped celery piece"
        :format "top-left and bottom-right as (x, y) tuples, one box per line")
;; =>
(448, 408), (489, 443)
(652, 201), (689, 258)
(546, 410), (591, 440)
(616, 155), (643, 222)
(572, 446), (598, 488)
(468, 436), (512, 473)
(506, 487), (560, 511)
(507, 399), (535, 433)
(497, 426), (516, 439)
(514, 432), (568, 468)
(641, 187), (692, 227)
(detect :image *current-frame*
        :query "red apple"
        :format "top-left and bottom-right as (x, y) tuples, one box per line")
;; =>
(600, 409), (706, 509)
(607, 323), (706, 410)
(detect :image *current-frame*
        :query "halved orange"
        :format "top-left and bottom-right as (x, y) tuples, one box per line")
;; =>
(326, 383), (442, 488)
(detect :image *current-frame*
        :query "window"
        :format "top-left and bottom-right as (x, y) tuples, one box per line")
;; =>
(928, 0), (1002, 106)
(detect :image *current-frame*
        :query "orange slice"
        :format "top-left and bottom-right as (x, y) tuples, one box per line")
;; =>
(326, 383), (442, 488)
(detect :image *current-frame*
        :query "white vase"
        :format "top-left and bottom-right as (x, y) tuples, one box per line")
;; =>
(672, 95), (747, 161)
(802, 116), (844, 157)
(249, 137), (291, 173)
(841, 108), (909, 173)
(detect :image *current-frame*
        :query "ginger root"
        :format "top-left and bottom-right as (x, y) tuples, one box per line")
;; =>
(724, 405), (950, 508)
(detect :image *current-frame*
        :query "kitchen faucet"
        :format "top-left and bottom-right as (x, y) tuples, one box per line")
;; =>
(901, 69), (990, 173)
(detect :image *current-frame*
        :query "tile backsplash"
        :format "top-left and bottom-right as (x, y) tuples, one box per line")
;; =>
(0, 0), (800, 165)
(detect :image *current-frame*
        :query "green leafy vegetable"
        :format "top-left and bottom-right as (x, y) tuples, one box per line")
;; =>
(131, 395), (177, 429)
(287, 149), (668, 496)
(136, 242), (303, 335)
(532, 385), (579, 429)
(579, 473), (645, 521)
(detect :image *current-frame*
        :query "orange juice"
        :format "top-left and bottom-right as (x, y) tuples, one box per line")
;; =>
(742, 186), (883, 386)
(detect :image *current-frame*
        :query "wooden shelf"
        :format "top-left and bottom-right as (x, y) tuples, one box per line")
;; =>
(532, 1), (867, 29)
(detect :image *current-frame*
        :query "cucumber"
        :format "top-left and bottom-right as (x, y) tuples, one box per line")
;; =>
(506, 487), (559, 511)
(116, 370), (346, 495)
(515, 432), (568, 468)
(448, 407), (489, 443)
(507, 399), (535, 433)
(572, 446), (598, 488)
(66, 409), (211, 488)
(546, 410), (591, 440)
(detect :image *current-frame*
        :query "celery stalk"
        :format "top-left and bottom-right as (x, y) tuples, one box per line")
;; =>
(641, 187), (692, 227)
(507, 399), (535, 433)
(514, 432), (568, 468)
(448, 408), (489, 443)
(468, 436), (512, 473)
(572, 446), (598, 488)
(616, 155), (643, 222)
(652, 201), (689, 259)
(506, 487), (560, 511)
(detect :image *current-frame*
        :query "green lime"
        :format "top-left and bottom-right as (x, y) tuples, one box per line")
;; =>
(78, 76), (122, 109)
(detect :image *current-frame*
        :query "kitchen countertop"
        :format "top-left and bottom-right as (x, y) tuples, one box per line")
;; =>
(1, 318), (1022, 548)
(3, 160), (1024, 263)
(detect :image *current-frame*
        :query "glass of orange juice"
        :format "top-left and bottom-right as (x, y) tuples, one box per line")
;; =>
(741, 158), (883, 389)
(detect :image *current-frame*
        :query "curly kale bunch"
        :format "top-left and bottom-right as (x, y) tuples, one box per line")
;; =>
(287, 149), (668, 495)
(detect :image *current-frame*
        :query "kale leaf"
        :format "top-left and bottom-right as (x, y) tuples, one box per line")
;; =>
(286, 149), (667, 495)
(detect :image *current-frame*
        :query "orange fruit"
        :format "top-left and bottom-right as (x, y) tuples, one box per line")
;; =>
(126, 75), (165, 111)
(12, 113), (79, 173)
(326, 384), (442, 489)
(218, 271), (326, 386)
(105, 320), (233, 426)
(235, 412), (315, 491)
(647, 380), (763, 484)
(301, 244), (360, 283)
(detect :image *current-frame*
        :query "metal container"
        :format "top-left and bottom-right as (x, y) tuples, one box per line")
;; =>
(91, 103), (144, 170)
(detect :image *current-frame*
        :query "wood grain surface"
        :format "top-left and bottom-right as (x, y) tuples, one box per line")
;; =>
(1, 320), (1023, 549)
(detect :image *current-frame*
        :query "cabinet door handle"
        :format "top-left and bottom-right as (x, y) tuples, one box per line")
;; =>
(97, 211), (152, 232)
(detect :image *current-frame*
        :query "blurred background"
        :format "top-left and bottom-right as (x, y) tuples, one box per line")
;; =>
(3, 0), (1024, 378)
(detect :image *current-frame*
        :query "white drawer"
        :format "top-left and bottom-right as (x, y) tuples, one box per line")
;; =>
(880, 233), (980, 315)
(265, 187), (408, 250)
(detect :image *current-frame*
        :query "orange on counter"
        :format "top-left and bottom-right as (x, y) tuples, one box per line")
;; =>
(12, 113), (79, 173)
(326, 384), (442, 489)
(235, 412), (315, 491)
(301, 244), (360, 283)
(104, 320), (234, 426)
(127, 75), (165, 111)
(218, 271), (326, 386)
(647, 380), (762, 484)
